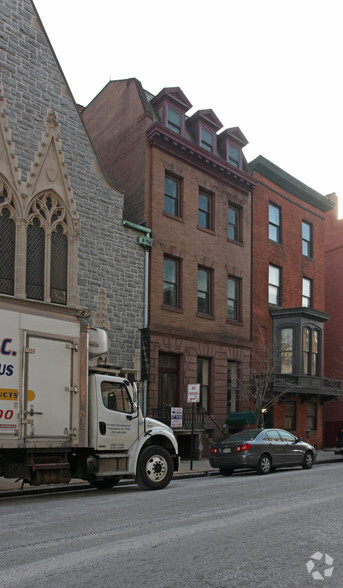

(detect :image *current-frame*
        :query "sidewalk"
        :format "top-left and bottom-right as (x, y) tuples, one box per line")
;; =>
(0, 450), (341, 494)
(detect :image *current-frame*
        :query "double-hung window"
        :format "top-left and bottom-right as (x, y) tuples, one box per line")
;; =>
(164, 175), (180, 217)
(163, 257), (179, 308)
(302, 221), (313, 257)
(306, 402), (317, 431)
(228, 205), (240, 241)
(198, 191), (212, 230)
(227, 362), (239, 412)
(284, 401), (297, 431)
(268, 264), (281, 305)
(280, 327), (294, 374)
(201, 128), (213, 153)
(227, 277), (240, 321)
(197, 267), (212, 315)
(302, 277), (312, 307)
(197, 358), (210, 410)
(228, 144), (240, 168)
(269, 203), (281, 243)
(303, 327), (320, 376)
(167, 107), (182, 134)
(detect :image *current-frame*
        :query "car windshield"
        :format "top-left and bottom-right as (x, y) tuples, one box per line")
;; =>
(222, 429), (261, 443)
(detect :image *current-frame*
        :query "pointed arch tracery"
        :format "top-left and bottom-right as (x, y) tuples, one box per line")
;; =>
(26, 190), (74, 305)
(0, 100), (80, 306)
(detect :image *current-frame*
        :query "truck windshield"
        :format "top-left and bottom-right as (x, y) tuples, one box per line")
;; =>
(101, 382), (133, 414)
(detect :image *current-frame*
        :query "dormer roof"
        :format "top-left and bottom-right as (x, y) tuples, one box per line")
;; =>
(187, 109), (223, 131)
(218, 126), (248, 147)
(151, 87), (192, 112)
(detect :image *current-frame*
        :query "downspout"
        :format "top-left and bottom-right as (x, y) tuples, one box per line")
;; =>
(122, 220), (153, 416)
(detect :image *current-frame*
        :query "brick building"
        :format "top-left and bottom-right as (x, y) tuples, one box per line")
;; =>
(250, 156), (339, 448)
(324, 194), (343, 446)
(81, 80), (256, 456)
(0, 1), (144, 375)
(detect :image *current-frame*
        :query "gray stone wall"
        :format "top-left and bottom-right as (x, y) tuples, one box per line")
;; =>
(0, 0), (144, 370)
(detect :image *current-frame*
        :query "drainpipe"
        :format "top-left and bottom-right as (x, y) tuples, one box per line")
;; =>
(122, 220), (153, 416)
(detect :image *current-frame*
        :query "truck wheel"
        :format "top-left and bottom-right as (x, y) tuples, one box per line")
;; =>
(89, 477), (120, 490)
(136, 445), (174, 490)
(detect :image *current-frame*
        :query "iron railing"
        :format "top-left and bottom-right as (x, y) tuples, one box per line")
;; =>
(151, 406), (225, 441)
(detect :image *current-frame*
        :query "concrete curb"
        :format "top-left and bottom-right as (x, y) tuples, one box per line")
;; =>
(0, 455), (341, 499)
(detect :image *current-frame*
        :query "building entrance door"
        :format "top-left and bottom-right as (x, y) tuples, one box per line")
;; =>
(158, 354), (179, 408)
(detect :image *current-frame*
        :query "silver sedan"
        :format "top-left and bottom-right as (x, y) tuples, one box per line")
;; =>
(209, 428), (316, 476)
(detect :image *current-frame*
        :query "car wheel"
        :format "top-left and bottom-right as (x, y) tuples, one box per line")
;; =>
(89, 477), (120, 489)
(257, 454), (272, 475)
(136, 445), (174, 490)
(219, 468), (233, 476)
(302, 451), (314, 470)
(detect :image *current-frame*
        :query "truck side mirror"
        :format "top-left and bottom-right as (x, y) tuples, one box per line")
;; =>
(132, 382), (138, 404)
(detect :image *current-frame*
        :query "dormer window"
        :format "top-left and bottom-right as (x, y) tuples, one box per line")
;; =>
(217, 127), (248, 171)
(150, 88), (192, 139)
(228, 144), (240, 168)
(187, 109), (222, 156)
(201, 128), (213, 153)
(167, 107), (182, 135)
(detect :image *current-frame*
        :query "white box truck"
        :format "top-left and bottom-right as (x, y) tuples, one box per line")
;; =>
(0, 301), (178, 490)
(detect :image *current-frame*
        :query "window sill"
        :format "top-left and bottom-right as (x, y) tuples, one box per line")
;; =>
(196, 312), (215, 320)
(197, 225), (216, 236)
(302, 255), (313, 262)
(226, 319), (243, 326)
(163, 211), (184, 223)
(227, 237), (243, 247)
(161, 304), (183, 314)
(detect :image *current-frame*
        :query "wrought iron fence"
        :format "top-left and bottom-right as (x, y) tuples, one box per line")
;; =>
(151, 406), (225, 444)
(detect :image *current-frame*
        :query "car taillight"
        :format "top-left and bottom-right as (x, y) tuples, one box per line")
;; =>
(210, 447), (218, 454)
(236, 443), (252, 452)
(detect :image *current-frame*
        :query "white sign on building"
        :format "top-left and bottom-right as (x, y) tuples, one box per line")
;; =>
(187, 384), (200, 403)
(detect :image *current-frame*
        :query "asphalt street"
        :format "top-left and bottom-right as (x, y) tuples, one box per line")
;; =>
(0, 461), (342, 587)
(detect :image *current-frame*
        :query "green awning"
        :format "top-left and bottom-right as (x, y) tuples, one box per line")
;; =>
(226, 411), (258, 426)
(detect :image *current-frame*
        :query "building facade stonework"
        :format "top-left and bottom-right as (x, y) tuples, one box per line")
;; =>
(0, 0), (144, 373)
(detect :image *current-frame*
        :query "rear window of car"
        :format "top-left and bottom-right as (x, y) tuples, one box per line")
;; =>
(223, 430), (261, 442)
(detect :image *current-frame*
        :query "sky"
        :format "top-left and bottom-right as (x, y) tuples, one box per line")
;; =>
(33, 0), (342, 214)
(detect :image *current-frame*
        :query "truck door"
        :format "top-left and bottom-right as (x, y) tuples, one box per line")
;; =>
(24, 335), (75, 438)
(95, 379), (139, 451)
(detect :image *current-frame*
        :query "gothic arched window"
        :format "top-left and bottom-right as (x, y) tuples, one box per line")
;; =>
(26, 192), (70, 304)
(26, 217), (45, 301)
(51, 224), (68, 304)
(0, 203), (15, 295)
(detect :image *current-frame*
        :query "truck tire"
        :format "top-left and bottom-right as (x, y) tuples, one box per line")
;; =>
(89, 477), (120, 490)
(136, 445), (174, 490)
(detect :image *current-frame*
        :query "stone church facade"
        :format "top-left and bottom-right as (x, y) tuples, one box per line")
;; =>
(0, 0), (145, 375)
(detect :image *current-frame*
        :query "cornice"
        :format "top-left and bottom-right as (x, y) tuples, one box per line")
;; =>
(270, 307), (330, 322)
(250, 155), (335, 212)
(146, 122), (257, 194)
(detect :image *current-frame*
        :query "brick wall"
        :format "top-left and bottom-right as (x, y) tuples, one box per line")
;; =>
(252, 172), (327, 343)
